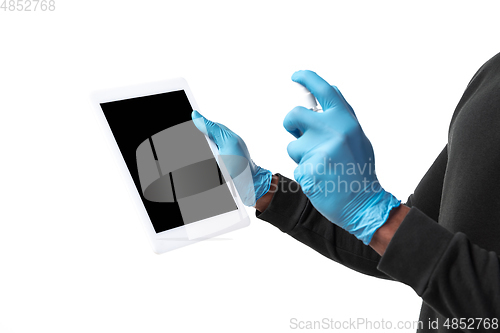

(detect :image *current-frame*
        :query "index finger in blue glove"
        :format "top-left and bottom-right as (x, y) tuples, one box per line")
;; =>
(292, 70), (353, 117)
(291, 70), (337, 110)
(191, 110), (223, 148)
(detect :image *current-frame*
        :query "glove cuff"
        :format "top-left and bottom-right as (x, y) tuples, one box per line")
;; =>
(344, 183), (401, 245)
(253, 167), (273, 203)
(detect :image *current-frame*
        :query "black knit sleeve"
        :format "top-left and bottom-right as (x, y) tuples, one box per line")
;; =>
(256, 173), (390, 279)
(379, 51), (500, 324)
(256, 143), (449, 280)
(378, 207), (500, 322)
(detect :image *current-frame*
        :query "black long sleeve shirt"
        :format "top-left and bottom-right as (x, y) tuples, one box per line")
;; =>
(256, 52), (500, 332)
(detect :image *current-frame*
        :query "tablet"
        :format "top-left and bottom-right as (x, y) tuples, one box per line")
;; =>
(91, 78), (250, 254)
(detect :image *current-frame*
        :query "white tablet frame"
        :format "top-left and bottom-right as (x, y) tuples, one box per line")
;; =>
(91, 78), (250, 254)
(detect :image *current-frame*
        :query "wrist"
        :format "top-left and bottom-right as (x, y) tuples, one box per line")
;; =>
(254, 174), (279, 212)
(369, 204), (410, 256)
(341, 184), (401, 245)
(254, 168), (273, 200)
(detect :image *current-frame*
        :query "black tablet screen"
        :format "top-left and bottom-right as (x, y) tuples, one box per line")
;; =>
(100, 90), (237, 233)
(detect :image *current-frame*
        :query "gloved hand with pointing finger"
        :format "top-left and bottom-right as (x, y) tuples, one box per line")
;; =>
(284, 70), (400, 245)
(191, 110), (273, 207)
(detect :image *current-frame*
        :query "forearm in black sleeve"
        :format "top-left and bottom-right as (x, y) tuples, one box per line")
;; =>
(256, 173), (390, 280)
(379, 52), (500, 322)
(255, 144), (449, 280)
(378, 207), (500, 320)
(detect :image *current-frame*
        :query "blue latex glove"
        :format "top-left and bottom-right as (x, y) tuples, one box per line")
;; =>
(284, 70), (400, 245)
(191, 110), (272, 207)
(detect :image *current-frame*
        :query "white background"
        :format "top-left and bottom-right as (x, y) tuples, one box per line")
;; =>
(1, 1), (499, 332)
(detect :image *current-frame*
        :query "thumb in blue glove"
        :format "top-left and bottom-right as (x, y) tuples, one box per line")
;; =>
(191, 110), (272, 207)
(284, 70), (400, 245)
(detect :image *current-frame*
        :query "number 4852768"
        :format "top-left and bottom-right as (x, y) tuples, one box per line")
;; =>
(1, 0), (56, 11)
